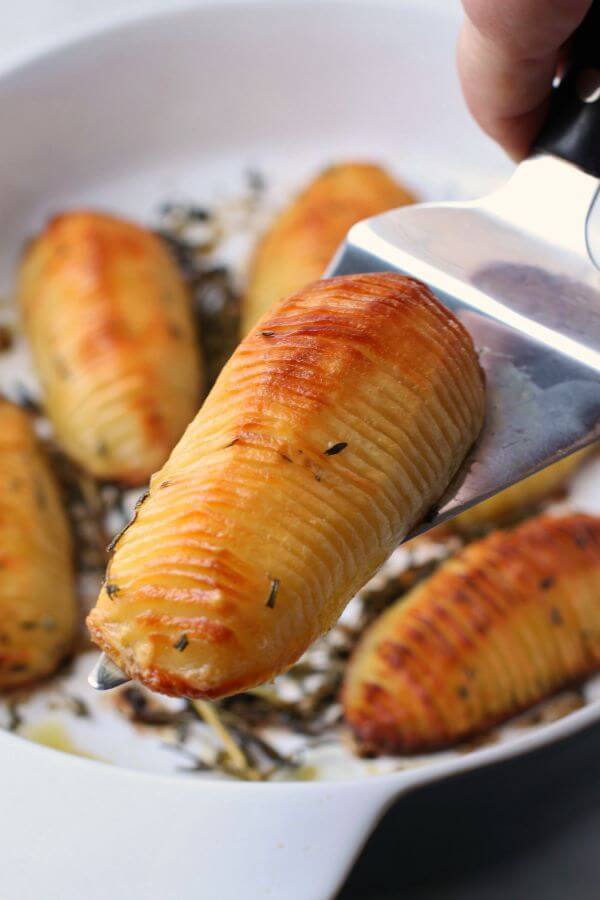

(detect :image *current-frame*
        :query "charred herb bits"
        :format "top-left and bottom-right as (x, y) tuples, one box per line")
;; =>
(174, 634), (189, 652)
(324, 442), (347, 457)
(266, 578), (280, 609)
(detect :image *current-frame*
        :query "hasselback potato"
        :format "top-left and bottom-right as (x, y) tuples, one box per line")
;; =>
(452, 447), (594, 533)
(0, 400), (77, 689)
(343, 513), (600, 754)
(18, 211), (203, 485)
(88, 273), (484, 699)
(242, 163), (415, 334)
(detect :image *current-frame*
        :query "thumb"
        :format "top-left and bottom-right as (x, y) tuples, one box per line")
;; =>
(457, 0), (592, 159)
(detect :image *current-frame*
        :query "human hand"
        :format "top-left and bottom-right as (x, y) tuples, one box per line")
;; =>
(458, 0), (592, 160)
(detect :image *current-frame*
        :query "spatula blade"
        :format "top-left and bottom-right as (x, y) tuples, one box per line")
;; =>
(88, 653), (129, 690)
(327, 155), (600, 531)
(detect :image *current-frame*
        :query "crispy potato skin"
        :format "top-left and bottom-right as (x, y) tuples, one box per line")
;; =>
(0, 401), (77, 689)
(242, 163), (415, 334)
(343, 514), (600, 754)
(18, 211), (203, 485)
(452, 447), (595, 533)
(88, 273), (484, 698)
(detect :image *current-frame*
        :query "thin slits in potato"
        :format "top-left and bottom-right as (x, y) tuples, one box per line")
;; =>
(242, 163), (415, 334)
(0, 401), (77, 689)
(452, 446), (595, 533)
(88, 273), (484, 699)
(343, 513), (600, 754)
(18, 211), (203, 485)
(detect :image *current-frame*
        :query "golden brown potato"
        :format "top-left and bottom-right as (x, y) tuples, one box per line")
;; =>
(0, 400), (77, 689)
(343, 513), (600, 754)
(88, 273), (484, 699)
(18, 211), (203, 485)
(452, 446), (595, 533)
(242, 163), (415, 334)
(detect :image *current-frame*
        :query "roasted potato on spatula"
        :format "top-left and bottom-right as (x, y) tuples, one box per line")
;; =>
(88, 273), (484, 698)
(0, 400), (77, 689)
(344, 513), (600, 754)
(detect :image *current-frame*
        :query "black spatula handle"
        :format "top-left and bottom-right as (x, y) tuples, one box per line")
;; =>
(535, 0), (600, 177)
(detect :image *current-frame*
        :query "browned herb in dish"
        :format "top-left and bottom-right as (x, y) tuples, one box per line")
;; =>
(156, 205), (241, 389)
(0, 324), (13, 352)
(6, 701), (23, 732)
(115, 685), (186, 728)
(46, 444), (112, 574)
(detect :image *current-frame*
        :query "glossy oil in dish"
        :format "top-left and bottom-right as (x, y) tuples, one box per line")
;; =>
(343, 513), (600, 754)
(0, 400), (77, 689)
(18, 211), (203, 485)
(88, 273), (485, 699)
(242, 163), (415, 334)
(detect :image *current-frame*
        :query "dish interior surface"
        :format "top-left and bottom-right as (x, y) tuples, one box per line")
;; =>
(0, 0), (599, 784)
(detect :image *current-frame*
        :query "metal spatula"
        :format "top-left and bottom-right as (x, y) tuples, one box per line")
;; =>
(328, 6), (600, 533)
(90, 5), (600, 692)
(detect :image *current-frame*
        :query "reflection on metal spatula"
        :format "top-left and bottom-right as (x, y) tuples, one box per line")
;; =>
(90, 5), (600, 691)
(329, 149), (600, 532)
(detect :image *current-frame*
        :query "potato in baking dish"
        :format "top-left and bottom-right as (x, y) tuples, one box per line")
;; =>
(343, 513), (600, 754)
(242, 163), (415, 334)
(452, 446), (595, 534)
(0, 400), (77, 689)
(88, 273), (485, 699)
(18, 211), (203, 485)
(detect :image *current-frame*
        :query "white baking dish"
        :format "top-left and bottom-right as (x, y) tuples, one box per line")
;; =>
(1, 3), (599, 898)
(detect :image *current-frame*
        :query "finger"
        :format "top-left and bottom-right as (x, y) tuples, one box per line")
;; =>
(458, 0), (592, 159)
(457, 18), (557, 159)
(462, 0), (592, 58)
